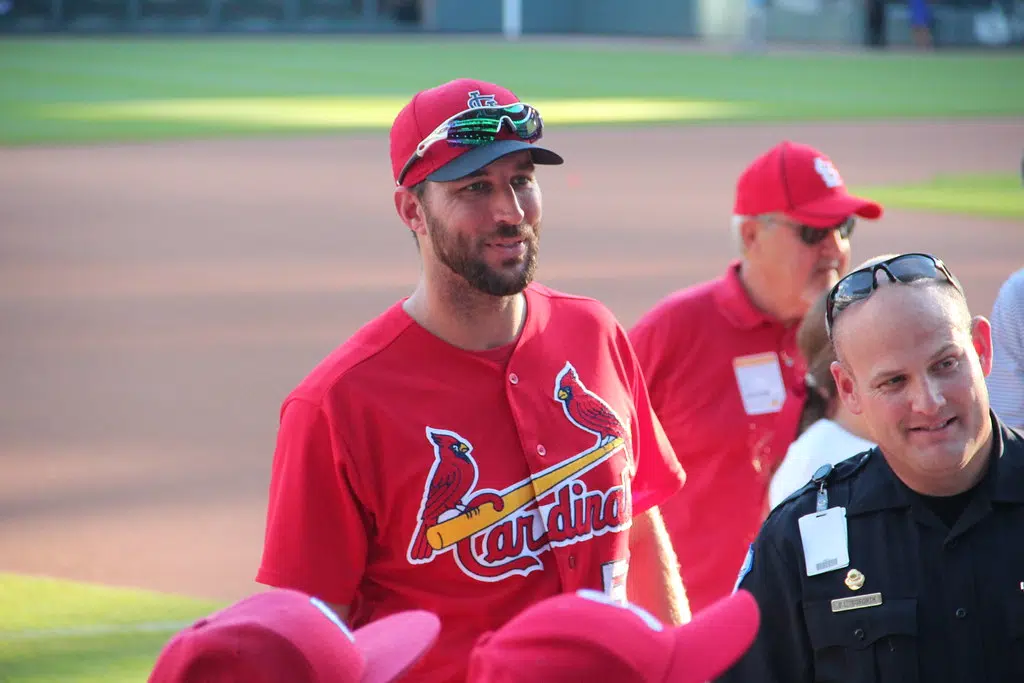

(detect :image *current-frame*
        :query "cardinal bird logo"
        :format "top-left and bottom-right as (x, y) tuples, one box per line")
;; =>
(407, 428), (481, 563)
(554, 362), (627, 447)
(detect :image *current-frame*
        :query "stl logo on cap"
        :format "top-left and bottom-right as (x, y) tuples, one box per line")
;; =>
(814, 157), (843, 189)
(467, 90), (499, 108)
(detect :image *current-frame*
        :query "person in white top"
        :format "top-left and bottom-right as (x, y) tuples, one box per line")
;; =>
(986, 266), (1024, 428)
(769, 270), (878, 509)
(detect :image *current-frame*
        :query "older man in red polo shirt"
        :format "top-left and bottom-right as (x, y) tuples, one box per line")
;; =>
(629, 141), (884, 614)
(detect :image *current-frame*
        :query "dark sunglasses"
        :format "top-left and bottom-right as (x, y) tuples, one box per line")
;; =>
(396, 103), (544, 186)
(825, 252), (964, 339)
(791, 217), (856, 246)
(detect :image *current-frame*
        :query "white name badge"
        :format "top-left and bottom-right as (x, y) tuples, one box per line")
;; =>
(798, 507), (850, 577)
(733, 352), (787, 416)
(601, 558), (629, 606)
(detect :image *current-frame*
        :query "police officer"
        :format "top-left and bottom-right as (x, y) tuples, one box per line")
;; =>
(717, 252), (1024, 683)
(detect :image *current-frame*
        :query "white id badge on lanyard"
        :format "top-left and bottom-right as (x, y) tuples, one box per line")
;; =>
(798, 507), (850, 577)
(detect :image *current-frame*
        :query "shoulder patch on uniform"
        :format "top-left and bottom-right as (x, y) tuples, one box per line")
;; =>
(734, 543), (754, 592)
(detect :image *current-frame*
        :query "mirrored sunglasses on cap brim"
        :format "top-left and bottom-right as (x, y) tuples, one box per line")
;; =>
(397, 103), (543, 186)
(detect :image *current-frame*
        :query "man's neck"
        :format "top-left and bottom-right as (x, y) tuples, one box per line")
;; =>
(898, 421), (996, 497)
(404, 278), (527, 351)
(832, 403), (873, 444)
(737, 260), (802, 325)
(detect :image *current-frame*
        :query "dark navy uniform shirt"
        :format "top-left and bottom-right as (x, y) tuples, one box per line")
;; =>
(718, 413), (1024, 683)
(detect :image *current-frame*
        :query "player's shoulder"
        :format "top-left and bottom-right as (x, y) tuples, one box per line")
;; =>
(288, 301), (416, 403)
(529, 282), (621, 327)
(764, 450), (875, 530)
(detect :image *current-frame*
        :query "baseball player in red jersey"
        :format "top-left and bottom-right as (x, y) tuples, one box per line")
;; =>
(629, 141), (883, 615)
(256, 78), (688, 683)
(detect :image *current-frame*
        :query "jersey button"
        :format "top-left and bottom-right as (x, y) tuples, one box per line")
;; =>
(568, 555), (576, 569)
(955, 607), (967, 619)
(752, 457), (763, 473)
(536, 444), (547, 456)
(509, 372), (519, 385)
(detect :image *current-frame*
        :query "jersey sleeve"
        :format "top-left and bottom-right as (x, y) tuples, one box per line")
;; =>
(716, 526), (814, 683)
(256, 397), (368, 606)
(619, 324), (686, 516)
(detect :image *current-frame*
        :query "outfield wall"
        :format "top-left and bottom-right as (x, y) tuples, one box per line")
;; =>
(1, 0), (1022, 47)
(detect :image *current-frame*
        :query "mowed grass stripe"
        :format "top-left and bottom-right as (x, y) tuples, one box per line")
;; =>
(852, 173), (1024, 220)
(40, 96), (750, 127)
(0, 574), (226, 683)
(1, 39), (1022, 143)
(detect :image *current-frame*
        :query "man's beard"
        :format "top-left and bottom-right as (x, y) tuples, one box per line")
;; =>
(427, 214), (539, 297)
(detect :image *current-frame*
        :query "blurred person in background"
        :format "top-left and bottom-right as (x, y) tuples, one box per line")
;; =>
(865, 0), (887, 47)
(987, 266), (1024, 427)
(908, 0), (935, 48)
(767, 254), (899, 508)
(768, 286), (875, 509)
(256, 78), (688, 683)
(630, 140), (883, 615)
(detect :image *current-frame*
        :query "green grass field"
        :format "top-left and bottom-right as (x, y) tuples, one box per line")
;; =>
(0, 573), (225, 683)
(1, 38), (1023, 144)
(853, 173), (1024, 220)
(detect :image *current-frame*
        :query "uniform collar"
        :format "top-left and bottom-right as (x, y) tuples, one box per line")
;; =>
(845, 450), (910, 516)
(713, 260), (778, 331)
(847, 412), (1024, 515)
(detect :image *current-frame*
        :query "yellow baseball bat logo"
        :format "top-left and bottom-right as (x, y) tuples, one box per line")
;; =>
(426, 437), (625, 551)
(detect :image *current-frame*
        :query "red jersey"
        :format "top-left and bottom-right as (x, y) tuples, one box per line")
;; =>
(257, 283), (684, 683)
(629, 262), (806, 614)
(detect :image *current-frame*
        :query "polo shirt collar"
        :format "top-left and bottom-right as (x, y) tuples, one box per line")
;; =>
(713, 260), (777, 331)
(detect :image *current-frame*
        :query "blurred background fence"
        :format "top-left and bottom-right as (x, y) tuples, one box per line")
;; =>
(1, 0), (1022, 48)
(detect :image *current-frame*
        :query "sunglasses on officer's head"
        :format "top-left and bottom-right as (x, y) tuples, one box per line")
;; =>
(825, 252), (964, 339)
(397, 103), (543, 186)
(786, 217), (856, 246)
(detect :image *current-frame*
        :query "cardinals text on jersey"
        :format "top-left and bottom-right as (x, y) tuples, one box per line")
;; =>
(406, 361), (633, 583)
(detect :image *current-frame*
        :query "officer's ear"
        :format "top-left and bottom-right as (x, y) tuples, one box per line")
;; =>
(830, 360), (862, 415)
(970, 315), (993, 377)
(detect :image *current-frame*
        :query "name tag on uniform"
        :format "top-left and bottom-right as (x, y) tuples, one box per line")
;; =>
(832, 593), (883, 613)
(798, 507), (850, 577)
(733, 352), (787, 416)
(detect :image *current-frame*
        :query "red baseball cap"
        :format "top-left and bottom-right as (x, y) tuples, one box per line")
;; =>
(734, 140), (883, 227)
(465, 589), (760, 683)
(390, 77), (563, 187)
(148, 589), (440, 683)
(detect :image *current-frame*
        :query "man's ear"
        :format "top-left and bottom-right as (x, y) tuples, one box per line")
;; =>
(739, 216), (763, 253)
(831, 359), (863, 415)
(394, 185), (429, 238)
(970, 315), (993, 376)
